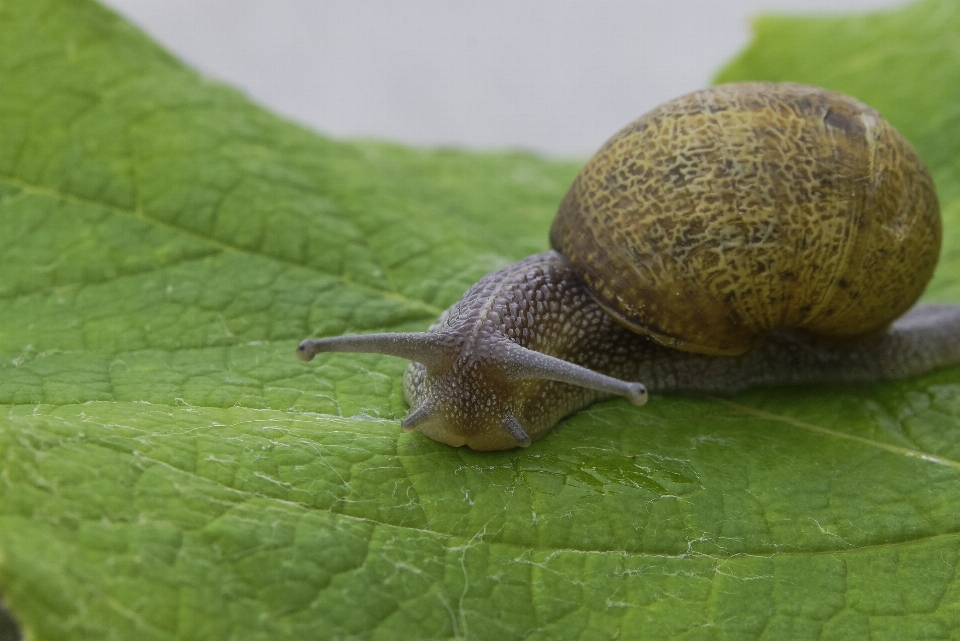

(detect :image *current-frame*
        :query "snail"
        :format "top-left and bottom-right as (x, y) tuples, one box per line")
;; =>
(298, 82), (960, 451)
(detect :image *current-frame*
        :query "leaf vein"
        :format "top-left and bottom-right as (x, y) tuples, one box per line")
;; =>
(0, 174), (444, 318)
(718, 400), (960, 471)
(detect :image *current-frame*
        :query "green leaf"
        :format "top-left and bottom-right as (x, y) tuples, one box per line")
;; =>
(1, 1), (959, 639)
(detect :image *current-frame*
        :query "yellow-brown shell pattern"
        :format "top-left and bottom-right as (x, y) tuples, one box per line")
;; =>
(550, 82), (942, 355)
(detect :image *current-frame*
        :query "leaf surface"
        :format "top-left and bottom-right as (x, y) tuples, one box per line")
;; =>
(2, 1), (960, 639)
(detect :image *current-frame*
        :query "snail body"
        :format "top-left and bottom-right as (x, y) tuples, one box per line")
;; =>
(298, 82), (960, 451)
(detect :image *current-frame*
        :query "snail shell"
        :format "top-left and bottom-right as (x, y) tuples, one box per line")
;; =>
(551, 83), (941, 355)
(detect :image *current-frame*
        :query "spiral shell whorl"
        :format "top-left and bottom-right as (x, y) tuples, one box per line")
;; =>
(550, 82), (941, 355)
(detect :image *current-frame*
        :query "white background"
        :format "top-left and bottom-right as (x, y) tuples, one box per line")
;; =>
(103, 0), (908, 157)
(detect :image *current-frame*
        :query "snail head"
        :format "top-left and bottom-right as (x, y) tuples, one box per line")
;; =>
(297, 328), (646, 450)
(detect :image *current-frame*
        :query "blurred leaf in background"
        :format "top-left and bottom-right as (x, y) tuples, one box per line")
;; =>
(1, 0), (959, 639)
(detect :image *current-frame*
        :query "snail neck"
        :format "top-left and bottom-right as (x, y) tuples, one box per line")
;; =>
(298, 251), (651, 450)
